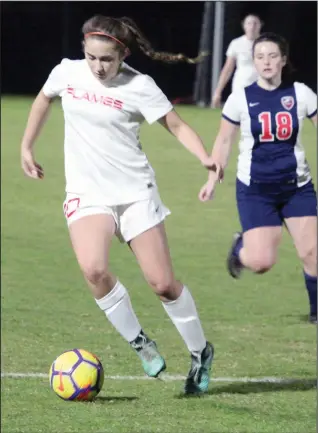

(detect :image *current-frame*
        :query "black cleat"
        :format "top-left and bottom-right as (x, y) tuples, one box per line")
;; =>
(309, 314), (317, 324)
(227, 232), (244, 279)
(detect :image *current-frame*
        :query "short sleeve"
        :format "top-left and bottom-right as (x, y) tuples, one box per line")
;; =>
(42, 59), (68, 98)
(304, 85), (317, 118)
(222, 92), (241, 125)
(137, 75), (173, 124)
(226, 40), (237, 58)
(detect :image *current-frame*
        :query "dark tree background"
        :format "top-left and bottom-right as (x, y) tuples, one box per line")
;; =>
(2, 1), (317, 99)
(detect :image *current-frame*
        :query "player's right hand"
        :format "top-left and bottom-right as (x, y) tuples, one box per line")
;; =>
(21, 150), (44, 179)
(198, 177), (218, 202)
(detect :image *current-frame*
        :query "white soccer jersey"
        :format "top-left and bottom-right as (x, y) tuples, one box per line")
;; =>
(226, 35), (259, 92)
(222, 81), (317, 187)
(42, 59), (173, 205)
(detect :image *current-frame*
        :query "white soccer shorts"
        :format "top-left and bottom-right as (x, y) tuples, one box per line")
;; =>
(63, 188), (171, 242)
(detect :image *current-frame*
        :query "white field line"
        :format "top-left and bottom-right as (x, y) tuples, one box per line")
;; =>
(1, 372), (316, 384)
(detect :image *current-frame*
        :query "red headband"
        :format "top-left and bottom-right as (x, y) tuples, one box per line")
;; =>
(84, 32), (130, 55)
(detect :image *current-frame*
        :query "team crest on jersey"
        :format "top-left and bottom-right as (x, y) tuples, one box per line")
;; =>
(281, 96), (295, 110)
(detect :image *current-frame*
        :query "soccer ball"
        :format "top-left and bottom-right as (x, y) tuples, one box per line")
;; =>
(49, 349), (104, 401)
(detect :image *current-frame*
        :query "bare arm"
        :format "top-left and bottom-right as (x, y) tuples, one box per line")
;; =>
(21, 90), (53, 152)
(309, 114), (317, 127)
(211, 57), (236, 103)
(198, 118), (239, 202)
(158, 109), (211, 167)
(21, 90), (53, 178)
(210, 117), (239, 170)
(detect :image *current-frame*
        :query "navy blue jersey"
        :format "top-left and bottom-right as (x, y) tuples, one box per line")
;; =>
(222, 81), (317, 187)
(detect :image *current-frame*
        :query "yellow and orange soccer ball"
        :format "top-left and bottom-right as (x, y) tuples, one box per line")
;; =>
(49, 349), (104, 401)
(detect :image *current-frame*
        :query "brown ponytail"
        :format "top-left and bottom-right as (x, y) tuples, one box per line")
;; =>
(82, 15), (208, 64)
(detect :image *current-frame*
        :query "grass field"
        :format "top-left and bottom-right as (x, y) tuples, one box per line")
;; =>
(2, 96), (317, 433)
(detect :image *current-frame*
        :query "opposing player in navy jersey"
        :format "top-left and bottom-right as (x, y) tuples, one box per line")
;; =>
(199, 33), (317, 323)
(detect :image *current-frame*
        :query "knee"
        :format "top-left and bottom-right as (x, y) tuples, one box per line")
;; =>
(81, 263), (111, 287)
(299, 244), (317, 269)
(247, 254), (276, 274)
(147, 277), (182, 300)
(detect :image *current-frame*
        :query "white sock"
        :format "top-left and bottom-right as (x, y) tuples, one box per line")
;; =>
(162, 285), (207, 353)
(95, 281), (142, 343)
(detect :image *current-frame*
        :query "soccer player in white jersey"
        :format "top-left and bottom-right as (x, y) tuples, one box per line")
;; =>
(211, 14), (263, 108)
(200, 33), (317, 324)
(20, 15), (215, 394)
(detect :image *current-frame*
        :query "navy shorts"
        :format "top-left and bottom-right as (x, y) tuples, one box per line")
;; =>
(236, 178), (317, 233)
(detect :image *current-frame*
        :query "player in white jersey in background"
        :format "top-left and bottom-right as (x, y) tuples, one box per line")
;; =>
(211, 14), (263, 108)
(20, 15), (215, 394)
(200, 33), (317, 323)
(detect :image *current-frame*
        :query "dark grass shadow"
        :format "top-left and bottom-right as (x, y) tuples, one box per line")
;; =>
(84, 396), (138, 404)
(208, 378), (317, 395)
(175, 378), (317, 399)
(299, 314), (316, 324)
(282, 313), (316, 324)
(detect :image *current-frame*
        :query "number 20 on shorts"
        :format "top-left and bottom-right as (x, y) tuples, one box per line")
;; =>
(64, 198), (80, 219)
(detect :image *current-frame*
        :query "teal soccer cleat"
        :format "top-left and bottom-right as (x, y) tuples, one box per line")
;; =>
(184, 342), (214, 394)
(131, 332), (166, 378)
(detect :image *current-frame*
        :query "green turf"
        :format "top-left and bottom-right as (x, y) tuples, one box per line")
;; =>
(2, 97), (316, 433)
